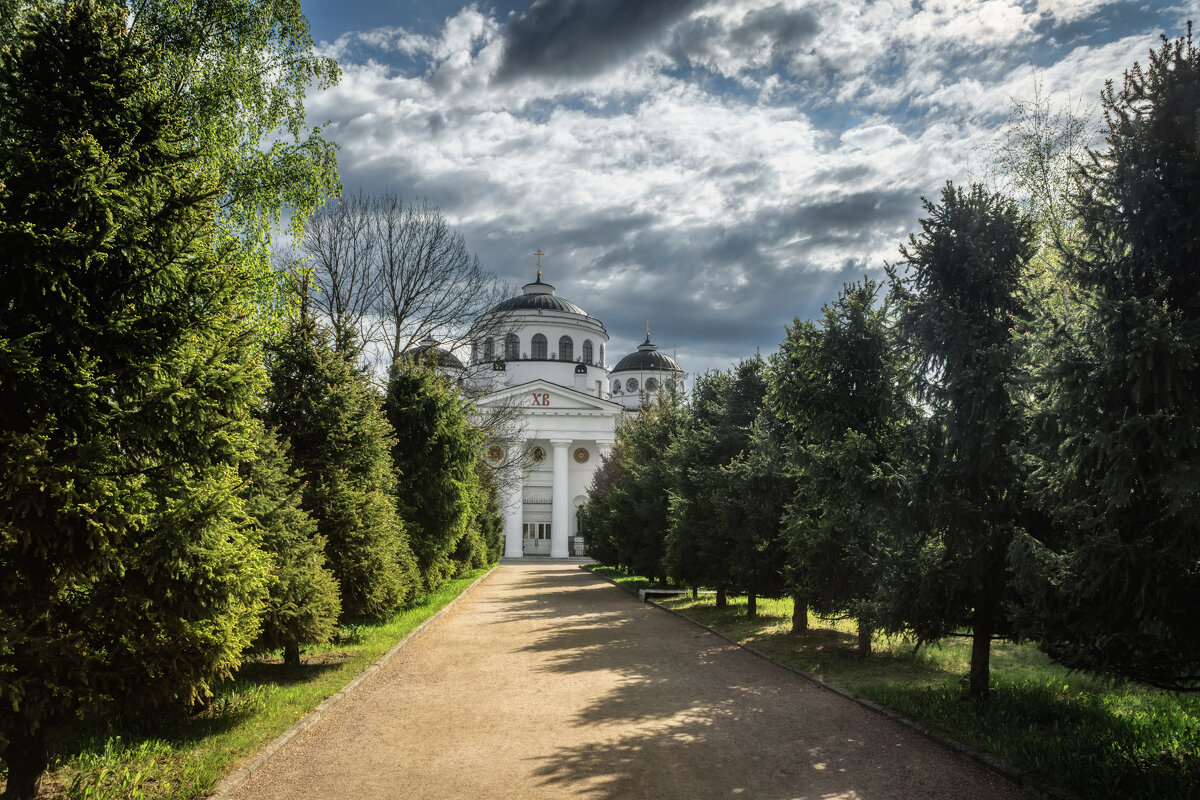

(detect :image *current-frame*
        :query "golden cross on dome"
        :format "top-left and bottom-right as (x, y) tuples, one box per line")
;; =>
(646, 317), (651, 339)
(534, 249), (544, 280)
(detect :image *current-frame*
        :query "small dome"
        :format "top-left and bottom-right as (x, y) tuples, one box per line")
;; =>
(401, 337), (464, 370)
(488, 277), (591, 316)
(612, 336), (681, 373)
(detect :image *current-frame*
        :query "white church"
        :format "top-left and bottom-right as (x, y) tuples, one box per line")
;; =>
(460, 258), (686, 558)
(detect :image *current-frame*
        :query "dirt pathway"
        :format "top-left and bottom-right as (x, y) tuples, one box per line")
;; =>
(227, 562), (1029, 800)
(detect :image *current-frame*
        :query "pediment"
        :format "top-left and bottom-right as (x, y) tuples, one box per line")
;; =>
(476, 379), (622, 414)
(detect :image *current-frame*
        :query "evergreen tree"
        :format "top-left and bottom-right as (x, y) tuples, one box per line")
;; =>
(1017, 29), (1200, 690)
(664, 370), (738, 598)
(266, 306), (418, 619)
(241, 428), (341, 665)
(888, 183), (1034, 698)
(0, 3), (268, 794)
(586, 391), (688, 583)
(769, 280), (907, 655)
(385, 358), (483, 591)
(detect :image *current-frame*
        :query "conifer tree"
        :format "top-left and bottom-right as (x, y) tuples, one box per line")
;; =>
(385, 358), (483, 590)
(769, 280), (907, 655)
(1017, 29), (1200, 689)
(888, 183), (1033, 697)
(0, 3), (268, 794)
(241, 429), (341, 665)
(266, 306), (418, 619)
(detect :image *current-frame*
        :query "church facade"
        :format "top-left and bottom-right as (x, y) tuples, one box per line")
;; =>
(470, 267), (684, 558)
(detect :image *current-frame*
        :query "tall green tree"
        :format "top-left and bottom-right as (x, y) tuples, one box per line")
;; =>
(241, 429), (341, 665)
(385, 358), (484, 590)
(888, 183), (1034, 698)
(664, 370), (738, 599)
(769, 280), (907, 655)
(266, 305), (418, 619)
(1016, 29), (1200, 690)
(586, 390), (688, 584)
(0, 3), (269, 794)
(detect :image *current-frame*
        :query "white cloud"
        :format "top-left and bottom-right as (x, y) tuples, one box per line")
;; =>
(303, 1), (1176, 373)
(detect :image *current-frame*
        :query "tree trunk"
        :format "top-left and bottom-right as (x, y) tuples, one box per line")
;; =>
(716, 587), (727, 608)
(968, 602), (994, 699)
(791, 593), (808, 633)
(284, 639), (301, 666)
(691, 586), (698, 599)
(857, 619), (873, 657)
(2, 727), (47, 800)
(746, 593), (757, 618)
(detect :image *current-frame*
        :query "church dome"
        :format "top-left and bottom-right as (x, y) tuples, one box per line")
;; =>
(401, 337), (464, 370)
(612, 337), (681, 373)
(488, 278), (592, 317)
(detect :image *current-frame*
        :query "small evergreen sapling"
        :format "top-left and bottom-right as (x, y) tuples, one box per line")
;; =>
(241, 428), (341, 664)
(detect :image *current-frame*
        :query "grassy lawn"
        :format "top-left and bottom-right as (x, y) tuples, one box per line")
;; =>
(31, 568), (492, 800)
(586, 566), (1200, 800)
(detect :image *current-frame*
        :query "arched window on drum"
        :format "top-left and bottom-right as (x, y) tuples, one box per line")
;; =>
(559, 336), (573, 362)
(504, 333), (519, 360)
(582, 339), (593, 364)
(531, 334), (548, 359)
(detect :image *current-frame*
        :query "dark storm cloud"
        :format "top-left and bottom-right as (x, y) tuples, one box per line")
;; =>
(496, 0), (704, 80)
(669, 3), (821, 68)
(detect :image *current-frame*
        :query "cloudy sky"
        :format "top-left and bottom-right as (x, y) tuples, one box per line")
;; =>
(296, 0), (1194, 377)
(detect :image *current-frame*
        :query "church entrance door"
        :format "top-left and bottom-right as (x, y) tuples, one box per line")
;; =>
(522, 522), (552, 555)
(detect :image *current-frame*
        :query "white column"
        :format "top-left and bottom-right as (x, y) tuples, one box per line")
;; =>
(503, 469), (524, 558)
(550, 438), (571, 558)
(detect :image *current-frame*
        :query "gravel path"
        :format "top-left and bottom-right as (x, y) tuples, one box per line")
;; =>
(227, 562), (1030, 800)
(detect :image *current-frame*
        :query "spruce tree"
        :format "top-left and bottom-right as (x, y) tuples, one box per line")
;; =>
(1017, 29), (1200, 689)
(241, 428), (341, 665)
(0, 3), (268, 794)
(385, 358), (483, 591)
(266, 308), (418, 619)
(889, 183), (1033, 698)
(769, 280), (907, 655)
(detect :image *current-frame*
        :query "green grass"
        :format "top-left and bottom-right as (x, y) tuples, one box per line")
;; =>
(587, 568), (1200, 800)
(37, 568), (492, 800)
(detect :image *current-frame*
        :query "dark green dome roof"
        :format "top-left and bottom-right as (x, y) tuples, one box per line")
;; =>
(488, 278), (591, 316)
(613, 337), (681, 373)
(401, 338), (464, 369)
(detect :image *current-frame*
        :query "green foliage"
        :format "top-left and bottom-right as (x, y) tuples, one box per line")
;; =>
(240, 429), (341, 664)
(0, 2), (269, 792)
(769, 279), (907, 650)
(1018, 28), (1200, 690)
(887, 182), (1034, 697)
(265, 310), (418, 620)
(665, 359), (785, 607)
(584, 390), (689, 584)
(127, 0), (341, 242)
(385, 359), (484, 590)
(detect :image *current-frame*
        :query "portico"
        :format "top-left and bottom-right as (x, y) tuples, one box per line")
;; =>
(478, 379), (620, 559)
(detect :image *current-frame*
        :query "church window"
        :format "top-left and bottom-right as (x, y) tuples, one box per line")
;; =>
(646, 377), (659, 392)
(626, 378), (639, 393)
(531, 333), (548, 359)
(582, 339), (593, 364)
(599, 344), (605, 365)
(612, 380), (621, 393)
(484, 338), (494, 360)
(471, 341), (480, 363)
(504, 333), (519, 360)
(559, 336), (573, 362)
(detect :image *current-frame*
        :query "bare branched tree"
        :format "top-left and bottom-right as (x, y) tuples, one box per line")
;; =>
(302, 190), (378, 351)
(372, 194), (507, 371)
